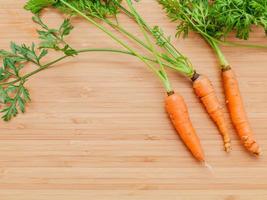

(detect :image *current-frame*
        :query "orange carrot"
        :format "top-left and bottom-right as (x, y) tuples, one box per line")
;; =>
(222, 68), (261, 155)
(166, 91), (205, 161)
(192, 73), (231, 152)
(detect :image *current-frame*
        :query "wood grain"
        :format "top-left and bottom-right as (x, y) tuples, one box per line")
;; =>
(0, 1), (267, 199)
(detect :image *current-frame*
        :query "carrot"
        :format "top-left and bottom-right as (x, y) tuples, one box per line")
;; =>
(166, 91), (205, 161)
(222, 68), (261, 155)
(192, 73), (231, 152)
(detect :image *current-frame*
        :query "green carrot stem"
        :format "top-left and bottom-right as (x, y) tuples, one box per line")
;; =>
(0, 48), (176, 89)
(207, 38), (230, 69)
(117, 2), (183, 58)
(102, 18), (191, 77)
(59, 0), (171, 91)
(116, 2), (195, 78)
(126, 0), (172, 92)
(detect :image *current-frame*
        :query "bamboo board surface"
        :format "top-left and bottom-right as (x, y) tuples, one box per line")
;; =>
(0, 1), (267, 199)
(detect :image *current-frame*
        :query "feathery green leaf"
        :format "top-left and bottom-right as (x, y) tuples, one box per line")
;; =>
(0, 15), (76, 121)
(158, 0), (267, 40)
(24, 0), (58, 13)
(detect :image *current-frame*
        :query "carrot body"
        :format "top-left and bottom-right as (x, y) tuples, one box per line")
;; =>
(222, 69), (261, 155)
(193, 75), (231, 152)
(165, 92), (205, 161)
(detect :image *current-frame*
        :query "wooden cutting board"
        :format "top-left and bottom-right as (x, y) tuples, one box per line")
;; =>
(0, 1), (267, 199)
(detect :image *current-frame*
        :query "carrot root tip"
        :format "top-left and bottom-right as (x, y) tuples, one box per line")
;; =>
(223, 138), (231, 152)
(224, 143), (231, 153)
(253, 148), (262, 156)
(257, 149), (262, 156)
(203, 161), (214, 174)
(242, 136), (261, 156)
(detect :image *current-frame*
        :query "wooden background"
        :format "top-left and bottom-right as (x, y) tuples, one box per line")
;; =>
(1, 1), (267, 199)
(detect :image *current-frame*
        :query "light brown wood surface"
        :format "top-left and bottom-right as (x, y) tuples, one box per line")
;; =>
(1, 1), (267, 199)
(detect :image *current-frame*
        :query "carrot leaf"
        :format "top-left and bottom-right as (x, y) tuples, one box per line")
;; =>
(158, 0), (267, 40)
(24, 0), (58, 13)
(0, 15), (77, 121)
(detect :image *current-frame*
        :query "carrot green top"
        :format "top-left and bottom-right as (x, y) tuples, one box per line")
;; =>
(158, 0), (267, 68)
(158, 0), (267, 40)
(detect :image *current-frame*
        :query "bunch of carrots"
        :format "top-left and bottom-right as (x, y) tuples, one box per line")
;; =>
(0, 0), (265, 164)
